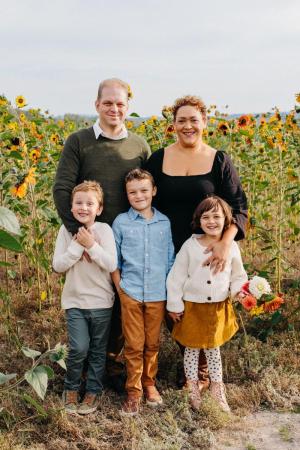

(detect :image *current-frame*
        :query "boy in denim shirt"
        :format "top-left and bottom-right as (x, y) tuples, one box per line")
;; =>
(112, 169), (174, 415)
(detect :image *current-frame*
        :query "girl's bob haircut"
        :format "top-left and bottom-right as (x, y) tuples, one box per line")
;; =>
(191, 195), (233, 233)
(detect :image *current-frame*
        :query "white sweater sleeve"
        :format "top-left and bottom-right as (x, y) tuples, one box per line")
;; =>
(230, 243), (248, 297)
(166, 243), (189, 313)
(52, 226), (85, 273)
(86, 224), (117, 273)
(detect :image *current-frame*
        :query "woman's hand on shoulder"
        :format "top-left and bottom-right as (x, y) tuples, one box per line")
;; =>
(168, 311), (184, 323)
(202, 239), (231, 274)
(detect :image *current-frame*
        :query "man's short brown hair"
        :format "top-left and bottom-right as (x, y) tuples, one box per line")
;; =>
(97, 78), (131, 101)
(172, 95), (207, 121)
(71, 180), (104, 207)
(125, 168), (155, 188)
(191, 195), (233, 233)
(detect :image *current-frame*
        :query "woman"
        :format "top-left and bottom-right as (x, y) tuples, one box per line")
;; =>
(145, 95), (247, 390)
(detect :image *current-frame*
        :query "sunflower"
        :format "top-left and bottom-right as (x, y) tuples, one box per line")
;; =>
(202, 129), (208, 139)
(11, 137), (20, 146)
(0, 96), (8, 106)
(15, 95), (27, 108)
(237, 114), (252, 128)
(137, 124), (145, 133)
(25, 167), (36, 185)
(295, 93), (300, 103)
(126, 120), (133, 129)
(161, 106), (172, 119)
(217, 121), (230, 135)
(50, 133), (59, 144)
(127, 84), (133, 100)
(259, 116), (267, 126)
(268, 114), (278, 124)
(8, 122), (18, 131)
(11, 182), (28, 198)
(29, 148), (41, 162)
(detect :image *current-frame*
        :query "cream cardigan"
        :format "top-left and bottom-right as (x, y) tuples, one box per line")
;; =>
(53, 222), (117, 310)
(167, 235), (247, 313)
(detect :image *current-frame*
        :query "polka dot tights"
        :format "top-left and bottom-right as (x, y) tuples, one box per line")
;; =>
(184, 347), (223, 382)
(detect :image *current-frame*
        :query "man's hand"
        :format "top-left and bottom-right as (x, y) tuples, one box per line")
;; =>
(202, 240), (231, 274)
(168, 311), (184, 323)
(76, 226), (95, 249)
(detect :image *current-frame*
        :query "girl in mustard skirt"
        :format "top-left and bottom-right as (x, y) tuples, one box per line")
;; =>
(167, 196), (247, 412)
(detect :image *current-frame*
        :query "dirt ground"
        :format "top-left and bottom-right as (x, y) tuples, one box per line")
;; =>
(215, 410), (300, 450)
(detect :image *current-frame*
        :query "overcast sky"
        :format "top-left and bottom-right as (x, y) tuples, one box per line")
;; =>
(1, 0), (299, 116)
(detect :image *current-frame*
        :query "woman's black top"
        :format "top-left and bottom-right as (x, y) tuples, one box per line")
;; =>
(145, 148), (248, 253)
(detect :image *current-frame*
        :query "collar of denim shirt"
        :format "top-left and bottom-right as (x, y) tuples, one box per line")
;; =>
(127, 207), (168, 223)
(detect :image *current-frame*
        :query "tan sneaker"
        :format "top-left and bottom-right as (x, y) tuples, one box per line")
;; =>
(77, 392), (99, 415)
(120, 396), (141, 416)
(62, 390), (78, 414)
(185, 380), (202, 410)
(144, 386), (163, 407)
(209, 381), (231, 412)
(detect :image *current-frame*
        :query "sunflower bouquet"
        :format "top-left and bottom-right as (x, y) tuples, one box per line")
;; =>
(237, 276), (284, 316)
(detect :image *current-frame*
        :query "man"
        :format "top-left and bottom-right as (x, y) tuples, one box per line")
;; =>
(53, 78), (151, 391)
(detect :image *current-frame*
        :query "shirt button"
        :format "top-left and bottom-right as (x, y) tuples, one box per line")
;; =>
(207, 296), (211, 301)
(207, 280), (211, 284)
(145, 253), (148, 257)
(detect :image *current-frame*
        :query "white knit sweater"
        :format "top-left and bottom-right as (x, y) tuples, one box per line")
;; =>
(167, 235), (247, 313)
(52, 222), (117, 310)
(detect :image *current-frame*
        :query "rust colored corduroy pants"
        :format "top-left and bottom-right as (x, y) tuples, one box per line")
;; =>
(119, 289), (165, 398)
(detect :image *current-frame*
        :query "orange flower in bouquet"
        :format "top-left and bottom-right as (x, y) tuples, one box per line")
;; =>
(241, 294), (257, 311)
(263, 296), (284, 313)
(237, 276), (284, 316)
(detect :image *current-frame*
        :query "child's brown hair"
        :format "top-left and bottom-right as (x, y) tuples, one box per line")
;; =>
(191, 195), (233, 233)
(125, 168), (155, 188)
(71, 180), (104, 207)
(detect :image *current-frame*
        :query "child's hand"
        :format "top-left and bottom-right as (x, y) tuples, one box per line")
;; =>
(168, 311), (184, 323)
(76, 227), (95, 249)
(235, 292), (246, 303)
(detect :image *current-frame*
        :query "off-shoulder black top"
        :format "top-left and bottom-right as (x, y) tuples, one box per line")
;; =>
(145, 148), (248, 253)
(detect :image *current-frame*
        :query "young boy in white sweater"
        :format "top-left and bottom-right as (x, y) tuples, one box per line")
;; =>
(53, 180), (117, 415)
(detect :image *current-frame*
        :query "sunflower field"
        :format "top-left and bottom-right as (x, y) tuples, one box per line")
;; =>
(1, 93), (300, 318)
(0, 94), (300, 448)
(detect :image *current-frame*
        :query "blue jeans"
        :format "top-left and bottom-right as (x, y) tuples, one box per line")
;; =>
(64, 307), (112, 394)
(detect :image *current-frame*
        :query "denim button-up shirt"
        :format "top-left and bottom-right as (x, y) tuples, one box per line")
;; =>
(112, 207), (175, 302)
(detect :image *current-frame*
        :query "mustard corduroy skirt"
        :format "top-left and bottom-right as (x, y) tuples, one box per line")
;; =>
(172, 298), (238, 349)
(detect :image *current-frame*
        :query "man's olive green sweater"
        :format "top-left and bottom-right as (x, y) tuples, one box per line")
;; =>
(53, 127), (151, 233)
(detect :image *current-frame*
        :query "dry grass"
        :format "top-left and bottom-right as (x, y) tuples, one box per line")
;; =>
(0, 286), (300, 449)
